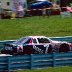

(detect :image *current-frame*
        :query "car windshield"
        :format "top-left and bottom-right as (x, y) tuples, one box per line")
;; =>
(13, 37), (28, 44)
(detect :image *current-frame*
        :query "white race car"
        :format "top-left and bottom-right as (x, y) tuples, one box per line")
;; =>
(1, 36), (72, 55)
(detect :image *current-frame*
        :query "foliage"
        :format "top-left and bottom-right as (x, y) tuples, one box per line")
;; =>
(27, 0), (36, 3)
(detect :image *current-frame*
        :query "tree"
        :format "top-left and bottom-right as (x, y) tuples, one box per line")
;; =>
(27, 0), (36, 3)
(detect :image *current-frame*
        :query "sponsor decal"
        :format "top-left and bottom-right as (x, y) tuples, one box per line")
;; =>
(5, 46), (13, 50)
(33, 45), (43, 53)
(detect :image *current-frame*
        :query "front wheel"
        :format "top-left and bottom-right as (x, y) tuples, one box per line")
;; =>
(1, 49), (6, 54)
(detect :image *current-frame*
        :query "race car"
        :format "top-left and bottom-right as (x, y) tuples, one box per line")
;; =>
(1, 36), (72, 55)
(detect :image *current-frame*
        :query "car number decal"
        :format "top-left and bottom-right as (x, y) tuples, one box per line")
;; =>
(44, 44), (50, 53)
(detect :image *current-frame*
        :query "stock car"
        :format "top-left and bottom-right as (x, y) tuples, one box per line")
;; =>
(1, 36), (72, 55)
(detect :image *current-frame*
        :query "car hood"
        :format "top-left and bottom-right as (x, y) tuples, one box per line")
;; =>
(4, 43), (17, 47)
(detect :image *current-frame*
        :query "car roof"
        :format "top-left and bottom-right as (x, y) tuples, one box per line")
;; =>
(26, 36), (47, 38)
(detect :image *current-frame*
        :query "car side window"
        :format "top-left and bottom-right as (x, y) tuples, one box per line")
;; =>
(37, 38), (50, 43)
(33, 39), (37, 44)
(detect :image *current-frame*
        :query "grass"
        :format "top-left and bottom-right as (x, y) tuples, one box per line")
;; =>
(0, 15), (72, 40)
(17, 66), (72, 72)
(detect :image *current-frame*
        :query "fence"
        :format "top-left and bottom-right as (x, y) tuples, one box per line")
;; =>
(0, 52), (72, 72)
(50, 36), (72, 43)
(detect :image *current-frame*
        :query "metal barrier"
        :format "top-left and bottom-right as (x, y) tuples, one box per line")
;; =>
(0, 52), (72, 72)
(50, 36), (72, 43)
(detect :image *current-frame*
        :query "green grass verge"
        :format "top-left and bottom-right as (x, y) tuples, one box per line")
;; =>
(17, 66), (72, 72)
(0, 15), (72, 40)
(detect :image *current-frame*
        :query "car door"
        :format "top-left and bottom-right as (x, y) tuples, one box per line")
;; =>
(22, 38), (34, 54)
(32, 38), (52, 54)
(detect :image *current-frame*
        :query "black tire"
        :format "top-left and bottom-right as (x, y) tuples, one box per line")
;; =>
(59, 43), (70, 52)
(1, 49), (6, 54)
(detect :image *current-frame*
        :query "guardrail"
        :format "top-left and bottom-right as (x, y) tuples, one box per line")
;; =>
(50, 36), (72, 43)
(0, 52), (72, 72)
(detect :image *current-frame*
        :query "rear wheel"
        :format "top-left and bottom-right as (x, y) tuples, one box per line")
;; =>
(59, 43), (70, 52)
